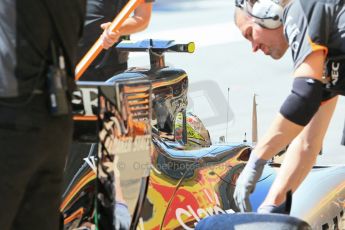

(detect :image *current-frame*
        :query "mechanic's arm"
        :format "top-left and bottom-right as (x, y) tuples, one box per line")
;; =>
(234, 50), (327, 212)
(101, 2), (153, 49)
(254, 50), (326, 160)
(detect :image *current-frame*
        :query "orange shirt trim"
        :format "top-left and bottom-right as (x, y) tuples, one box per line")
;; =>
(307, 36), (328, 56)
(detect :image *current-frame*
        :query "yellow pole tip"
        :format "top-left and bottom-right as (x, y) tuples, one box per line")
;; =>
(187, 42), (195, 53)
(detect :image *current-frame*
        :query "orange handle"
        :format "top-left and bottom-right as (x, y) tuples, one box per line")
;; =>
(75, 0), (144, 80)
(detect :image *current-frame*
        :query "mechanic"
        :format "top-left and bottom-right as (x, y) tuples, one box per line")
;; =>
(78, 0), (154, 81)
(231, 0), (345, 214)
(0, 0), (85, 229)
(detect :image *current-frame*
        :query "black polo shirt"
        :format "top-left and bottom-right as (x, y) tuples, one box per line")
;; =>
(0, 0), (86, 97)
(78, 0), (154, 80)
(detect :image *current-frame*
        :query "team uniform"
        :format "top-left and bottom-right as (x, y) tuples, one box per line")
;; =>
(282, 0), (345, 143)
(0, 0), (85, 229)
(283, 0), (345, 96)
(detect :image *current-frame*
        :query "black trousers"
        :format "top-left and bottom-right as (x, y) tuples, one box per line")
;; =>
(0, 94), (73, 230)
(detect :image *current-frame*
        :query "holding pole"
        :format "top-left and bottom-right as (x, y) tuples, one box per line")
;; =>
(75, 0), (144, 80)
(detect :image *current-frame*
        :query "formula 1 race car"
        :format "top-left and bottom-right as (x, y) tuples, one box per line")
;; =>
(61, 39), (345, 230)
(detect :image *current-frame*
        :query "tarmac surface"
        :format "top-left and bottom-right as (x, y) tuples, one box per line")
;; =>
(129, 0), (345, 165)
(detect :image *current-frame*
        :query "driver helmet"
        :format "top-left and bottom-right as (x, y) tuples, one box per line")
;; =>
(175, 112), (212, 148)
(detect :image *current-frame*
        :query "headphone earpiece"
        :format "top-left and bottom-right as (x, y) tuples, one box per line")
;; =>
(251, 0), (283, 29)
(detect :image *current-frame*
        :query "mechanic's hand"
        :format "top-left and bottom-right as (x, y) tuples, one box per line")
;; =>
(233, 153), (267, 212)
(114, 202), (131, 230)
(100, 22), (121, 50)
